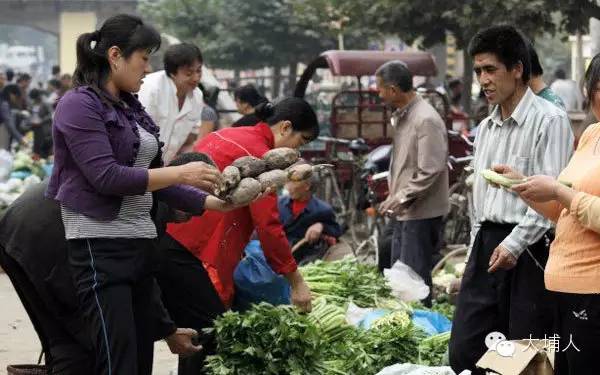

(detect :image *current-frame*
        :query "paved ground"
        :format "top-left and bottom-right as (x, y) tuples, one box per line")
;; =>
(0, 273), (177, 375)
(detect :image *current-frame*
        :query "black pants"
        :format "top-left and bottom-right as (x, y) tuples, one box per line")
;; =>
(68, 238), (175, 375)
(552, 291), (600, 375)
(449, 222), (553, 374)
(156, 235), (226, 375)
(391, 216), (443, 306)
(0, 245), (93, 374)
(292, 240), (328, 266)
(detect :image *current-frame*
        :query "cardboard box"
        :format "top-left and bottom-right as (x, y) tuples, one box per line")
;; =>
(476, 340), (554, 375)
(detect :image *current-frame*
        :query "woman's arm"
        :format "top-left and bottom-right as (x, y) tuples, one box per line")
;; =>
(568, 191), (600, 234)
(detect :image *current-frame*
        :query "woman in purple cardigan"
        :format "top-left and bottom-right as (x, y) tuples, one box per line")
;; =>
(46, 14), (235, 375)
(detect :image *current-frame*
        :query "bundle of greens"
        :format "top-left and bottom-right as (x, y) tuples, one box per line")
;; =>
(418, 331), (451, 366)
(300, 259), (392, 307)
(204, 303), (324, 375)
(12, 151), (46, 178)
(307, 298), (354, 343)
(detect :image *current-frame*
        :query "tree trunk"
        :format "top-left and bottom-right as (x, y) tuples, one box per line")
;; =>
(287, 61), (298, 96)
(272, 65), (282, 100)
(462, 50), (474, 116)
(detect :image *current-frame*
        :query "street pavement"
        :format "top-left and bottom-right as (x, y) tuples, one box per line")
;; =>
(0, 273), (178, 375)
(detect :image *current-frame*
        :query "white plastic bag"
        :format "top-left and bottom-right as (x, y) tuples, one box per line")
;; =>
(376, 363), (456, 375)
(0, 149), (13, 182)
(384, 261), (430, 302)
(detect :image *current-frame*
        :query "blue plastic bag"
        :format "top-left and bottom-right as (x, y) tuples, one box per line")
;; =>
(411, 309), (452, 336)
(233, 240), (291, 310)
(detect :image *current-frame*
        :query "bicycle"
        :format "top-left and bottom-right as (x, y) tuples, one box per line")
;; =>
(444, 155), (474, 246)
(309, 136), (371, 247)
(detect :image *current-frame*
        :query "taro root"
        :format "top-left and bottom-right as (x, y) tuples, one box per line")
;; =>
(257, 169), (288, 191)
(215, 165), (241, 198)
(262, 148), (300, 170)
(228, 178), (262, 205)
(287, 163), (314, 182)
(232, 156), (266, 178)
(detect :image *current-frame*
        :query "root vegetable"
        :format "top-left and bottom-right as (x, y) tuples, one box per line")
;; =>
(232, 156), (266, 178)
(262, 148), (300, 170)
(228, 178), (262, 205)
(287, 163), (313, 182)
(257, 169), (288, 191)
(215, 166), (241, 198)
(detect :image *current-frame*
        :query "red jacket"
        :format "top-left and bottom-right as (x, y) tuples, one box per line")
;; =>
(166, 123), (298, 305)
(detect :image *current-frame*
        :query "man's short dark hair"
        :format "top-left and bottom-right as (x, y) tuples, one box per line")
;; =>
(555, 68), (566, 80)
(168, 152), (215, 167)
(375, 60), (413, 92)
(527, 41), (543, 77)
(468, 25), (531, 84)
(163, 43), (203, 77)
(234, 84), (266, 107)
(52, 65), (60, 75)
(17, 73), (31, 83)
(29, 88), (42, 101)
(5, 69), (14, 82)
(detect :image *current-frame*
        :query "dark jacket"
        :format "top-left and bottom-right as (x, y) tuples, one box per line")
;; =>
(46, 86), (207, 220)
(0, 180), (178, 348)
(278, 195), (342, 246)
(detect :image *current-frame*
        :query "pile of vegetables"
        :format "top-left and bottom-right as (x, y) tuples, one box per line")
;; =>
(418, 332), (451, 366)
(300, 258), (392, 307)
(205, 258), (455, 375)
(205, 300), (426, 375)
(216, 148), (317, 205)
(205, 303), (324, 375)
(12, 151), (47, 179)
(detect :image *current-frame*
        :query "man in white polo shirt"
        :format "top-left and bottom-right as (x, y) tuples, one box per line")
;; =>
(138, 43), (204, 163)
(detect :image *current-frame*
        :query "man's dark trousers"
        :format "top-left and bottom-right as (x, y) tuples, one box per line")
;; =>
(391, 216), (444, 307)
(449, 222), (553, 374)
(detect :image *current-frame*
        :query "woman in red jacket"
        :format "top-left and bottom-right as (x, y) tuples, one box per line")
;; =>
(160, 98), (318, 374)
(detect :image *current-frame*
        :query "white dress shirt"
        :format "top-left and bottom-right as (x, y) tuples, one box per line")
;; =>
(137, 70), (204, 163)
(471, 88), (574, 258)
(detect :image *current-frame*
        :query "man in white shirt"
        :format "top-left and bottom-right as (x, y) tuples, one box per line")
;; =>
(138, 43), (204, 163)
(549, 68), (583, 112)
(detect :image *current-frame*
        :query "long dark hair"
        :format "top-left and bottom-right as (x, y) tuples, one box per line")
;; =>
(73, 14), (161, 88)
(584, 54), (600, 111)
(255, 97), (319, 141)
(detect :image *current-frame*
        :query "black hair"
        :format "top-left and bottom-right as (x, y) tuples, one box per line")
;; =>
(555, 69), (566, 80)
(164, 43), (203, 77)
(29, 88), (42, 101)
(1, 84), (22, 102)
(234, 84), (267, 107)
(198, 83), (220, 108)
(17, 73), (31, 83)
(5, 69), (14, 82)
(468, 25), (531, 84)
(52, 65), (60, 75)
(168, 152), (216, 167)
(48, 79), (61, 90)
(584, 54), (600, 110)
(73, 14), (161, 88)
(448, 78), (462, 90)
(527, 41), (543, 77)
(254, 97), (319, 141)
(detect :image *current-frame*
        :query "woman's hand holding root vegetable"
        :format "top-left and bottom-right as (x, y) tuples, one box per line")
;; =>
(178, 161), (223, 194)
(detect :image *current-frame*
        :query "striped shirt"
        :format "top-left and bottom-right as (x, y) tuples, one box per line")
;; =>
(471, 88), (574, 258)
(61, 125), (159, 239)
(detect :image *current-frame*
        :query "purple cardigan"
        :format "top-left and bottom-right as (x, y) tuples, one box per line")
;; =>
(46, 86), (207, 221)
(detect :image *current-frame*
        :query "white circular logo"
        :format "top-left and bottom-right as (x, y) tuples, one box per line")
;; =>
(485, 331), (507, 351)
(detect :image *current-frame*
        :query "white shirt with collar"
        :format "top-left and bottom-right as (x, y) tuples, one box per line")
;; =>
(137, 70), (204, 163)
(471, 87), (574, 258)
